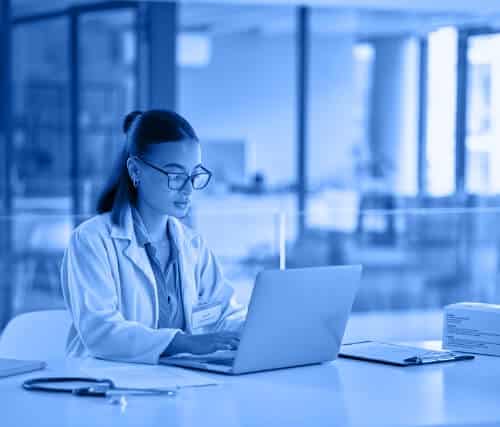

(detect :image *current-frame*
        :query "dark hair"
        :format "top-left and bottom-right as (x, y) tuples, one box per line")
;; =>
(96, 110), (199, 223)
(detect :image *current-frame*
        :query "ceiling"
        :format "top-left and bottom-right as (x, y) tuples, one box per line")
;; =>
(180, 5), (493, 37)
(13, 0), (500, 14)
(11, 0), (500, 37)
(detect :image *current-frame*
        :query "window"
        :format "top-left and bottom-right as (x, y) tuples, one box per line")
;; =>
(425, 27), (458, 196)
(466, 33), (500, 194)
(79, 9), (137, 213)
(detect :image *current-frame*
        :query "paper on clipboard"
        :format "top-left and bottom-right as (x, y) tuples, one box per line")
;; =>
(339, 341), (474, 366)
(78, 358), (219, 389)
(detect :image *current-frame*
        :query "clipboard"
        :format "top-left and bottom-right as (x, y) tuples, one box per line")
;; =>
(339, 340), (475, 366)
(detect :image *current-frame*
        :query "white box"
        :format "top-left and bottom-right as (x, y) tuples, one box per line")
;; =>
(443, 302), (500, 357)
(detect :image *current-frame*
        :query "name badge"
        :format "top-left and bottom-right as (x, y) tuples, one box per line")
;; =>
(192, 303), (222, 329)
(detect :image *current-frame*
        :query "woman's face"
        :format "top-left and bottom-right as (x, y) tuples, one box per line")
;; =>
(129, 140), (203, 217)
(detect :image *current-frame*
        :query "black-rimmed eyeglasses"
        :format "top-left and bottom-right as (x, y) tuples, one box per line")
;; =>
(137, 157), (212, 191)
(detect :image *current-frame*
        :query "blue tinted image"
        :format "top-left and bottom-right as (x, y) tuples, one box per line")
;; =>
(0, 1), (499, 426)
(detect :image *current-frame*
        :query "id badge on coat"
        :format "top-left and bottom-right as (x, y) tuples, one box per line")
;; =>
(191, 302), (222, 329)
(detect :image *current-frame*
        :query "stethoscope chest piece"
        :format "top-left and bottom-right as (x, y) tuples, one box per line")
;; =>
(23, 377), (116, 396)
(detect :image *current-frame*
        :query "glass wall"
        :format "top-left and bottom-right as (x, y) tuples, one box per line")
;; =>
(3, 206), (500, 316)
(4, 1), (500, 330)
(466, 33), (500, 194)
(287, 208), (500, 311)
(306, 9), (374, 234)
(178, 3), (297, 300)
(79, 9), (137, 214)
(8, 4), (138, 317)
(11, 18), (71, 315)
(178, 3), (297, 197)
(12, 18), (71, 207)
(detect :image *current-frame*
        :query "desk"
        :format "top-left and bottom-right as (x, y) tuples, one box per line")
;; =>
(1, 342), (499, 427)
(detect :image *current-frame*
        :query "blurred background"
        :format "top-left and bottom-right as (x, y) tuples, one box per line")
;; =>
(2, 0), (500, 341)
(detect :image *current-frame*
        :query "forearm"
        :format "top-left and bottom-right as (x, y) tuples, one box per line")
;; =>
(78, 316), (178, 364)
(161, 331), (189, 357)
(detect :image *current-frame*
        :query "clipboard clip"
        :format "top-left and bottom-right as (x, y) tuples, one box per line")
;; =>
(403, 353), (474, 365)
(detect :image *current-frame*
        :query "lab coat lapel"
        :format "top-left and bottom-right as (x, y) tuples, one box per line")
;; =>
(123, 241), (156, 286)
(111, 205), (159, 324)
(169, 218), (197, 333)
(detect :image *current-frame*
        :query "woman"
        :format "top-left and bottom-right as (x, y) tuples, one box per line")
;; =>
(61, 110), (246, 364)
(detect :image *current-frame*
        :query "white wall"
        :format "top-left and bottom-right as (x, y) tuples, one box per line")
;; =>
(179, 31), (356, 187)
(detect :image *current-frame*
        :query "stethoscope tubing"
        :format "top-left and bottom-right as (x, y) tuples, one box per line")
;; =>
(22, 376), (177, 397)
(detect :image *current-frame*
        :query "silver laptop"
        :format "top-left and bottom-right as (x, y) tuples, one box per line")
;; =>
(161, 264), (362, 375)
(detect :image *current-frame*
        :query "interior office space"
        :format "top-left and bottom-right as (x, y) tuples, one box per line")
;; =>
(2, 0), (500, 336)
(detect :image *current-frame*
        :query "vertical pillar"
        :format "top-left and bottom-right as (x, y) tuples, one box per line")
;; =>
(0, 0), (13, 329)
(140, 1), (177, 110)
(297, 6), (309, 237)
(455, 30), (468, 195)
(70, 10), (81, 221)
(417, 37), (428, 195)
(370, 36), (419, 195)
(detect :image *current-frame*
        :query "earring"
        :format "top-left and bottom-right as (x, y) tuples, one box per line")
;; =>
(133, 177), (140, 188)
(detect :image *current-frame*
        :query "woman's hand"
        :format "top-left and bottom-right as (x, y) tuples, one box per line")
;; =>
(165, 331), (240, 356)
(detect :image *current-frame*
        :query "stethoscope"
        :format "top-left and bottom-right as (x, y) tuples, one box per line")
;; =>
(23, 377), (177, 398)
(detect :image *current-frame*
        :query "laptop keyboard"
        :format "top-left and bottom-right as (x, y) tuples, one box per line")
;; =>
(163, 350), (236, 366)
(196, 357), (234, 366)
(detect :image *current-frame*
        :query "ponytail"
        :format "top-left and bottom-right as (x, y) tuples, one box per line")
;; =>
(96, 111), (142, 221)
(96, 148), (135, 220)
(123, 110), (142, 134)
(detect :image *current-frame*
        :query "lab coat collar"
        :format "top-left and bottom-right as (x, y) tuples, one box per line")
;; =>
(111, 205), (157, 301)
(110, 202), (197, 249)
(110, 203), (135, 240)
(130, 207), (180, 262)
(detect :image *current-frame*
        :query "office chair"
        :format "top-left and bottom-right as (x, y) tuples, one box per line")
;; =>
(0, 310), (71, 360)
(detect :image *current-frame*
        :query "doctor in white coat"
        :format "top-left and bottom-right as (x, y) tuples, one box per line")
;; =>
(61, 110), (246, 364)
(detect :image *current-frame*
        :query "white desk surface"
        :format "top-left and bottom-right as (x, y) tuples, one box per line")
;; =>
(1, 341), (499, 427)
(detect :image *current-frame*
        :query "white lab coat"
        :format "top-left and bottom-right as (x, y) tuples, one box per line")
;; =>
(60, 203), (246, 364)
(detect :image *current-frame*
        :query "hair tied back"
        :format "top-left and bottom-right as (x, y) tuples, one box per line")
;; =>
(123, 110), (143, 134)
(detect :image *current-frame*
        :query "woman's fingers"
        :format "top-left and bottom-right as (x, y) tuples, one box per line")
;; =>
(215, 336), (239, 346)
(213, 337), (239, 351)
(229, 338), (240, 347)
(216, 332), (240, 342)
(212, 342), (230, 351)
(187, 332), (240, 354)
